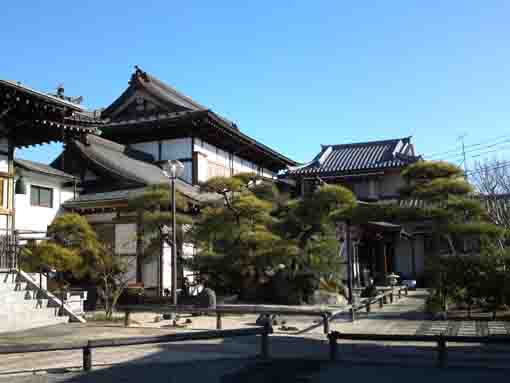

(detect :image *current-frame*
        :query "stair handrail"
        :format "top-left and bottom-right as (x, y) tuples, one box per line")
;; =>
(16, 269), (86, 323)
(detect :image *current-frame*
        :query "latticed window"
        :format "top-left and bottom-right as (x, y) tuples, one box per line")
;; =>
(30, 185), (53, 208)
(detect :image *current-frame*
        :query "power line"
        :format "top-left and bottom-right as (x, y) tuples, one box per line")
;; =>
(427, 138), (510, 161)
(426, 133), (510, 158)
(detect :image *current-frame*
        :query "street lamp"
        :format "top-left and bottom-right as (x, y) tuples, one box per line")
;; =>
(162, 160), (185, 305)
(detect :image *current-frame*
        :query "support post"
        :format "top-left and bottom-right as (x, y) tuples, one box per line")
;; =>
(323, 314), (330, 334)
(124, 310), (131, 327)
(379, 298), (383, 308)
(398, 289), (402, 299)
(216, 312), (222, 330)
(350, 308), (355, 322)
(83, 343), (92, 371)
(389, 293), (394, 304)
(437, 334), (447, 368)
(328, 332), (338, 361)
(260, 322), (271, 359)
(366, 302), (371, 313)
(405, 287), (408, 296)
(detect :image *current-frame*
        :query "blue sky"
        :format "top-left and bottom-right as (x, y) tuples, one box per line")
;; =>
(2, 1), (510, 172)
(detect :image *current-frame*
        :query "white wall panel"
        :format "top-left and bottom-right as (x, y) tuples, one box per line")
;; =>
(115, 223), (137, 255)
(161, 138), (192, 160)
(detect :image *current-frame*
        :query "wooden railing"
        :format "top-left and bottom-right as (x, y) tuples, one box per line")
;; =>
(351, 285), (409, 320)
(121, 304), (334, 334)
(0, 325), (273, 372)
(327, 331), (510, 367)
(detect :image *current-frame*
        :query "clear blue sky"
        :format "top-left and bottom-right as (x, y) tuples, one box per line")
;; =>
(2, 1), (509, 172)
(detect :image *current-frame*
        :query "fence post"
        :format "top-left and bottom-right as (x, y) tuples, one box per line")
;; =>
(328, 332), (338, 361)
(437, 334), (447, 368)
(323, 314), (330, 334)
(216, 312), (222, 330)
(260, 322), (271, 359)
(124, 310), (131, 327)
(83, 342), (92, 371)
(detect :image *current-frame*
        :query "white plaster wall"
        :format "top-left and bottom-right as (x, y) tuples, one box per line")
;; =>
(115, 223), (137, 255)
(143, 256), (158, 288)
(122, 255), (137, 284)
(131, 141), (159, 160)
(161, 138), (192, 160)
(14, 172), (74, 236)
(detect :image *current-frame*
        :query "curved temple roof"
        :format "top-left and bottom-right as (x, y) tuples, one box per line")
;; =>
(287, 137), (420, 176)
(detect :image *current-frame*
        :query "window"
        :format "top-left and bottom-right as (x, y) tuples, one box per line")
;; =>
(30, 185), (53, 208)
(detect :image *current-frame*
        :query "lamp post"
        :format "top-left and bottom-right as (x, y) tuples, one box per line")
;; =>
(162, 160), (184, 305)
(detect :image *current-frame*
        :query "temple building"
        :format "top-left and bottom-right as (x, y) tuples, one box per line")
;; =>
(54, 67), (297, 294)
(284, 138), (426, 285)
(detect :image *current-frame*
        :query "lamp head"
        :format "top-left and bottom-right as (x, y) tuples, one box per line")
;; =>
(162, 160), (185, 179)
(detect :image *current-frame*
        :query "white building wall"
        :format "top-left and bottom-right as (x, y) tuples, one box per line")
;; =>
(14, 172), (74, 238)
(161, 138), (192, 161)
(115, 223), (137, 255)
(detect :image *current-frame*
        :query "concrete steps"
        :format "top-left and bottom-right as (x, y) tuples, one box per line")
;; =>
(0, 270), (71, 334)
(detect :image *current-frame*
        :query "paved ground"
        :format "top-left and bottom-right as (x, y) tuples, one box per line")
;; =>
(1, 289), (510, 379)
(1, 360), (510, 383)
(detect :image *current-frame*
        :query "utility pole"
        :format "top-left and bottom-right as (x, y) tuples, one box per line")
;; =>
(459, 133), (468, 180)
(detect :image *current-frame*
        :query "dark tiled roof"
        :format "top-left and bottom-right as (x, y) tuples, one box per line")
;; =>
(287, 137), (419, 176)
(72, 134), (219, 203)
(15, 158), (75, 179)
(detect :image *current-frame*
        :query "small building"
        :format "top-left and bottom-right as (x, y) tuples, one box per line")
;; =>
(13, 159), (75, 238)
(284, 137), (426, 285)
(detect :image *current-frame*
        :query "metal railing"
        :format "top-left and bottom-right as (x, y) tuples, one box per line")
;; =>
(0, 325), (273, 372)
(327, 331), (510, 368)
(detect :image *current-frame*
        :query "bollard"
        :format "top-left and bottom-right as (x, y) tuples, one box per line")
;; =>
(379, 298), (383, 308)
(83, 344), (92, 371)
(216, 312), (222, 330)
(260, 322), (271, 359)
(328, 332), (338, 361)
(323, 314), (330, 334)
(437, 334), (447, 368)
(124, 310), (131, 327)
